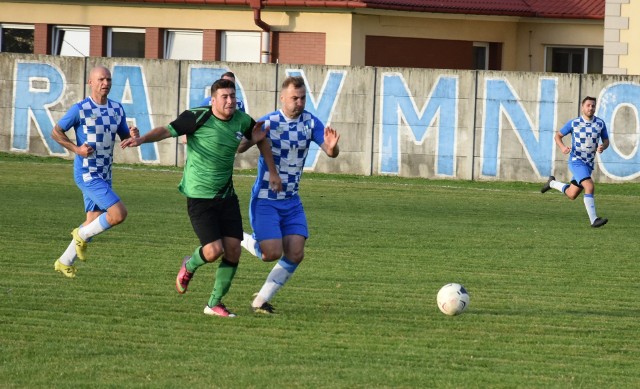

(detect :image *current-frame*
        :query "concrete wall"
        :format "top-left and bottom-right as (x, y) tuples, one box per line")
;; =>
(3, 53), (640, 183)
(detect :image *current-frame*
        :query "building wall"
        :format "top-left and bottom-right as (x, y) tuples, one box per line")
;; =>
(603, 0), (630, 74)
(0, 1), (607, 72)
(515, 20), (604, 72)
(3, 53), (640, 184)
(351, 13), (522, 69)
(0, 1), (352, 65)
(273, 32), (326, 65)
(618, 0), (639, 75)
(365, 36), (473, 69)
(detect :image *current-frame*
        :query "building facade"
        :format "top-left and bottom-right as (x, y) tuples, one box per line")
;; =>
(2, 0), (634, 74)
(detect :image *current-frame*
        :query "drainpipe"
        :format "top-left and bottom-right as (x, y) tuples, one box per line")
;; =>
(250, 0), (271, 63)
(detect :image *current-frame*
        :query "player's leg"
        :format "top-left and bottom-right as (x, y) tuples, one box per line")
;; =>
(562, 160), (588, 201)
(54, 211), (99, 275)
(563, 181), (583, 200)
(241, 197), (281, 260)
(240, 232), (261, 257)
(204, 195), (244, 317)
(541, 176), (570, 194)
(177, 198), (224, 294)
(580, 178), (607, 227)
(569, 161), (606, 227)
(71, 179), (125, 260)
(55, 182), (119, 276)
(252, 197), (308, 313)
(241, 197), (264, 258)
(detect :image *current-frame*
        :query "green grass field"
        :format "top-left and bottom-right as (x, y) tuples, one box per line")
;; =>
(1, 152), (639, 388)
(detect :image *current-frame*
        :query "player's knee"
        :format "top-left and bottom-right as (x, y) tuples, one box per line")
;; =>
(202, 243), (223, 262)
(107, 205), (127, 225)
(261, 248), (283, 262)
(566, 192), (579, 200)
(223, 245), (242, 262)
(286, 252), (304, 264)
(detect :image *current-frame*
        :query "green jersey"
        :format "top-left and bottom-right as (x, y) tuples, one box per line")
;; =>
(167, 107), (255, 199)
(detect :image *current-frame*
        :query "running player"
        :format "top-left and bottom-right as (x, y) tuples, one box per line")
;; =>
(122, 78), (279, 317)
(239, 76), (340, 314)
(541, 96), (609, 228)
(52, 65), (138, 278)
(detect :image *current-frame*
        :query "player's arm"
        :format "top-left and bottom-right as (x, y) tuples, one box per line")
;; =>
(237, 120), (267, 154)
(122, 109), (200, 148)
(598, 124), (610, 153)
(554, 131), (570, 154)
(598, 137), (610, 153)
(320, 126), (340, 158)
(256, 137), (282, 193)
(237, 138), (252, 153)
(52, 124), (94, 157)
(115, 110), (138, 141)
(121, 126), (171, 148)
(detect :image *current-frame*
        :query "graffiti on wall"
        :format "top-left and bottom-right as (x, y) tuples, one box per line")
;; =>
(380, 73), (458, 176)
(481, 77), (557, 178)
(8, 60), (640, 180)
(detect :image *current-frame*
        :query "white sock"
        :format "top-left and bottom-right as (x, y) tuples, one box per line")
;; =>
(584, 194), (597, 224)
(252, 257), (298, 307)
(550, 180), (567, 192)
(241, 232), (261, 258)
(78, 213), (111, 241)
(58, 240), (77, 266)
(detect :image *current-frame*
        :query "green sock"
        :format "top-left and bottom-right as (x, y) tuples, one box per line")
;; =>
(207, 258), (238, 307)
(186, 246), (207, 273)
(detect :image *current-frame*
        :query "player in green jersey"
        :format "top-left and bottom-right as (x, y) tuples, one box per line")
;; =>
(122, 78), (280, 317)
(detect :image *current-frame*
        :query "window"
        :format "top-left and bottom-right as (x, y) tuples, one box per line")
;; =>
(545, 47), (603, 74)
(53, 26), (90, 57)
(108, 28), (145, 58)
(221, 31), (260, 63)
(0, 24), (34, 53)
(473, 43), (489, 70)
(165, 30), (203, 60)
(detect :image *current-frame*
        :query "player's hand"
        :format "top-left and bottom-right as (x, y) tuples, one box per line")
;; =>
(562, 146), (571, 154)
(129, 126), (140, 138)
(597, 144), (605, 153)
(251, 121), (268, 143)
(324, 126), (340, 149)
(121, 137), (143, 149)
(77, 143), (94, 157)
(269, 174), (282, 193)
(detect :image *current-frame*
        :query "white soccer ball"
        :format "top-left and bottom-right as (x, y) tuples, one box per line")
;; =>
(437, 283), (470, 316)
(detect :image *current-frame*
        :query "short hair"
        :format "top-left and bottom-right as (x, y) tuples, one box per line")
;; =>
(582, 96), (596, 105)
(221, 71), (236, 80)
(211, 78), (235, 96)
(281, 76), (305, 90)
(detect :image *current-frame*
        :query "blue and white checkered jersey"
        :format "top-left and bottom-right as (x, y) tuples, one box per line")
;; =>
(58, 97), (130, 183)
(559, 115), (609, 168)
(251, 109), (325, 200)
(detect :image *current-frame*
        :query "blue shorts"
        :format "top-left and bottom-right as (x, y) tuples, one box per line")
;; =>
(249, 196), (308, 242)
(75, 178), (120, 213)
(568, 159), (593, 187)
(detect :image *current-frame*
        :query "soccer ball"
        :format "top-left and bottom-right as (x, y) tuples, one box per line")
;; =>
(437, 283), (470, 316)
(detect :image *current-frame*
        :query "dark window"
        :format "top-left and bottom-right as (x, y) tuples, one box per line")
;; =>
(109, 29), (145, 58)
(1, 26), (34, 53)
(546, 47), (603, 74)
(473, 44), (488, 70)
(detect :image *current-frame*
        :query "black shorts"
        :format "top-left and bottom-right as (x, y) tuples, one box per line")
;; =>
(187, 195), (243, 246)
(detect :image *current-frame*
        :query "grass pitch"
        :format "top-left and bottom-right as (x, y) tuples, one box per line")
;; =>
(1, 152), (639, 388)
